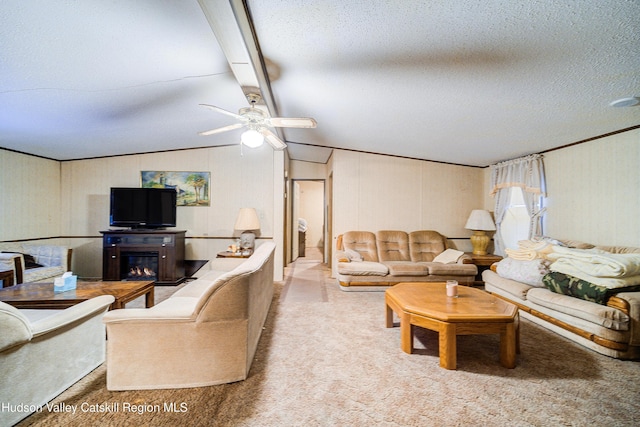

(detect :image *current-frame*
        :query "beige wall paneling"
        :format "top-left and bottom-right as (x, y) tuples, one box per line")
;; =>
(419, 161), (483, 241)
(0, 150), (61, 241)
(359, 153), (423, 231)
(332, 150), (483, 240)
(332, 150), (361, 236)
(544, 129), (639, 247)
(290, 159), (327, 179)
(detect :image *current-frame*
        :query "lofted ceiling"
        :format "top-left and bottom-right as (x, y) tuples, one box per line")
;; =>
(1, 0), (638, 167)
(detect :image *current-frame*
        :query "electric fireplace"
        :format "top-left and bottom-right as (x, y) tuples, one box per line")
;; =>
(122, 252), (158, 281)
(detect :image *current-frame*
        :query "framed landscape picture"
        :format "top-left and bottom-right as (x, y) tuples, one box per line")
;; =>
(141, 171), (210, 206)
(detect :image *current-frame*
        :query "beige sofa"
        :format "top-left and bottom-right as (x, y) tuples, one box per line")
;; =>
(102, 241), (275, 390)
(483, 239), (640, 359)
(335, 230), (477, 290)
(0, 243), (72, 285)
(0, 295), (114, 426)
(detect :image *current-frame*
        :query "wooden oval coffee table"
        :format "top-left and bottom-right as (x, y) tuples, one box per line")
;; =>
(385, 282), (519, 370)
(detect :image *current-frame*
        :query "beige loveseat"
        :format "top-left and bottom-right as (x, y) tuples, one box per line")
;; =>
(102, 241), (275, 390)
(0, 295), (114, 426)
(0, 243), (72, 285)
(335, 230), (477, 290)
(483, 239), (640, 359)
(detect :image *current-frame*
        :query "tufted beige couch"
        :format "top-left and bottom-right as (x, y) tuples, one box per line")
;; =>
(102, 241), (275, 390)
(483, 240), (640, 359)
(0, 243), (72, 285)
(335, 230), (477, 290)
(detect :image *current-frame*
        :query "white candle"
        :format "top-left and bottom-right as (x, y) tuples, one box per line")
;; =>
(446, 280), (458, 297)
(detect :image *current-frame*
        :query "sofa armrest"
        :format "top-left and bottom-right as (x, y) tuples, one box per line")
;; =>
(65, 248), (73, 272)
(0, 302), (32, 351)
(614, 291), (640, 346)
(0, 253), (24, 285)
(30, 295), (114, 337)
(458, 253), (473, 264)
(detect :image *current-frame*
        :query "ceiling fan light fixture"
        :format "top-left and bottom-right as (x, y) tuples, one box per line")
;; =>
(241, 129), (264, 148)
(609, 97), (640, 108)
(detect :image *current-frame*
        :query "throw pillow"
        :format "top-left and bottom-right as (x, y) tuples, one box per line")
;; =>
(345, 249), (363, 262)
(433, 249), (464, 264)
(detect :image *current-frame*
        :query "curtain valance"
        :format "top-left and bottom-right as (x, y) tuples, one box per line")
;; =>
(490, 154), (546, 197)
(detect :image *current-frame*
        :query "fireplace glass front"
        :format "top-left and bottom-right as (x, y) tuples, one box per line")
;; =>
(122, 252), (158, 281)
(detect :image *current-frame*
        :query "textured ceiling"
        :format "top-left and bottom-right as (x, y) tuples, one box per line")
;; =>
(1, 0), (639, 166)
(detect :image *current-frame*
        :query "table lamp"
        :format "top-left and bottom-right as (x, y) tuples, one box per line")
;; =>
(234, 208), (260, 254)
(464, 210), (496, 255)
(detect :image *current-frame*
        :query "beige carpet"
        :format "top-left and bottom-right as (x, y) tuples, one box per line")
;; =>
(17, 250), (640, 426)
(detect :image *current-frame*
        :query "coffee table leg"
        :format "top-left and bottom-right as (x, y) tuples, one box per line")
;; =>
(385, 303), (394, 328)
(439, 323), (457, 370)
(400, 313), (413, 354)
(145, 287), (155, 308)
(500, 322), (517, 368)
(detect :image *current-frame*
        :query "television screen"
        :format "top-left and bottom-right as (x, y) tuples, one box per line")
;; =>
(110, 187), (177, 228)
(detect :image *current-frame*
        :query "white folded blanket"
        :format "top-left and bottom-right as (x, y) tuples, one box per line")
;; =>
(548, 246), (640, 279)
(504, 239), (555, 260)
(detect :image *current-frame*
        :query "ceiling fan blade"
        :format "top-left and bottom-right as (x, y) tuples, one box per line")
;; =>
(198, 122), (245, 136)
(199, 104), (244, 120)
(259, 128), (287, 150)
(268, 117), (317, 128)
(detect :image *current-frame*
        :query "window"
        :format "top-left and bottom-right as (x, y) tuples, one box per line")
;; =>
(500, 187), (531, 250)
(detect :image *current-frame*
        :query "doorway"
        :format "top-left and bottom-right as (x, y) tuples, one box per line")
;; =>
(291, 180), (325, 262)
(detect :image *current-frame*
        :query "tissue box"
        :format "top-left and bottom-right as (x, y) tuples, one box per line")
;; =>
(54, 274), (77, 293)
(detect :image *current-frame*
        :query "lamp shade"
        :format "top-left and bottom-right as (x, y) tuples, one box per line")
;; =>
(464, 210), (496, 231)
(234, 208), (260, 231)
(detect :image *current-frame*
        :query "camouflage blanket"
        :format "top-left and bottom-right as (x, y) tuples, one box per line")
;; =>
(542, 271), (640, 305)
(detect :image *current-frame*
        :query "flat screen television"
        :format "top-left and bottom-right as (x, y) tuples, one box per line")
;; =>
(109, 187), (177, 229)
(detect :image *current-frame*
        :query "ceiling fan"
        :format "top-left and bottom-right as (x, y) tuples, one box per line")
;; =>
(198, 93), (317, 150)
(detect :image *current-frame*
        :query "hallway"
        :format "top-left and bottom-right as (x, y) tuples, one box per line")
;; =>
(280, 247), (329, 303)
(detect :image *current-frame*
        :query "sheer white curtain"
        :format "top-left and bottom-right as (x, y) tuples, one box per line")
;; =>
(490, 154), (546, 255)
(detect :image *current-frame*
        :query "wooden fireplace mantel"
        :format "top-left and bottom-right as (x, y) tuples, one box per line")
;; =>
(101, 229), (186, 285)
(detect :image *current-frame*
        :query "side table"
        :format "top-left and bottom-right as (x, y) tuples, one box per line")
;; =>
(217, 251), (252, 259)
(463, 253), (503, 285)
(0, 270), (14, 288)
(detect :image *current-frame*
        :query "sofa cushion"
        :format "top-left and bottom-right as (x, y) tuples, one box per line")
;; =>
(409, 231), (447, 262)
(527, 287), (629, 330)
(377, 231), (410, 262)
(483, 270), (533, 301)
(25, 266), (66, 283)
(342, 231), (379, 262)
(337, 261), (388, 276)
(425, 262), (477, 276)
(383, 261), (429, 276)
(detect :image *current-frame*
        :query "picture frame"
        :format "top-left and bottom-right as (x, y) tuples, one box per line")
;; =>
(141, 171), (210, 207)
